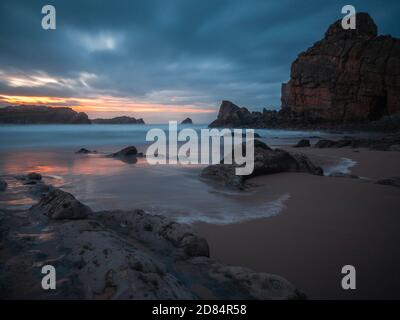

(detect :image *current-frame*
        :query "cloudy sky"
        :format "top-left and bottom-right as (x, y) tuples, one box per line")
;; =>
(0, 0), (399, 123)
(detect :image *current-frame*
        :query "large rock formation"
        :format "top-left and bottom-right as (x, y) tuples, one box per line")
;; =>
(201, 140), (323, 189)
(209, 101), (265, 128)
(281, 12), (400, 124)
(0, 105), (91, 124)
(91, 116), (145, 124)
(30, 187), (92, 220)
(209, 13), (400, 129)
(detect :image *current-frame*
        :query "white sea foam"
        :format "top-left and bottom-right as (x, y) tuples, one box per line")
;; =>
(175, 193), (291, 225)
(324, 157), (357, 176)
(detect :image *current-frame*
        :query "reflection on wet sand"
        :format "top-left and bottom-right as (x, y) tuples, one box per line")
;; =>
(0, 149), (290, 224)
(0, 151), (137, 177)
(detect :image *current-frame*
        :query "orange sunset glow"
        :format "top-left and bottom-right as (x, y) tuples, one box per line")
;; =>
(0, 94), (216, 118)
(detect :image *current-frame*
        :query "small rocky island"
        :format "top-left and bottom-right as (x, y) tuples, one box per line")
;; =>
(92, 116), (145, 124)
(181, 117), (193, 124)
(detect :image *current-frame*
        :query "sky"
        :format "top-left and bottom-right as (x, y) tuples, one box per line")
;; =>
(0, 0), (399, 123)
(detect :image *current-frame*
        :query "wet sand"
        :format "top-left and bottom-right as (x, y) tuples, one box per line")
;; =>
(195, 148), (400, 299)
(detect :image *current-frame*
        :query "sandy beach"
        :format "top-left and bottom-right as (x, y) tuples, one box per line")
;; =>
(195, 148), (400, 299)
(1, 126), (400, 299)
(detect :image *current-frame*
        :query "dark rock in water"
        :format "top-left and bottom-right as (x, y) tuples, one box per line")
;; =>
(92, 116), (145, 124)
(75, 148), (97, 154)
(181, 117), (193, 124)
(107, 146), (143, 164)
(30, 187), (92, 220)
(293, 139), (310, 148)
(0, 179), (7, 192)
(0, 105), (90, 124)
(376, 177), (400, 188)
(15, 172), (44, 186)
(329, 172), (359, 179)
(27, 172), (42, 180)
(201, 142), (323, 189)
(110, 146), (138, 157)
(315, 140), (337, 148)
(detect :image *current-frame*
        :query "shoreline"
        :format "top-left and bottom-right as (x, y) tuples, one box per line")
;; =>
(2, 136), (400, 298)
(194, 147), (400, 299)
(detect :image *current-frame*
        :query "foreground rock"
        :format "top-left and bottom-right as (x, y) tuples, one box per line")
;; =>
(30, 187), (92, 220)
(91, 116), (145, 124)
(0, 179), (7, 192)
(0, 185), (303, 299)
(0, 105), (90, 124)
(201, 141), (323, 189)
(376, 177), (400, 188)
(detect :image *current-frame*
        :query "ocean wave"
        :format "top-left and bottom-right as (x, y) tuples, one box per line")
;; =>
(175, 193), (291, 225)
(324, 157), (357, 176)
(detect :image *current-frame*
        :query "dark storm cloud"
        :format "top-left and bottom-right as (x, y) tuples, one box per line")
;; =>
(0, 0), (399, 119)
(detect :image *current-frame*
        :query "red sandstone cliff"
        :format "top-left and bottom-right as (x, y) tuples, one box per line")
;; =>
(281, 12), (400, 124)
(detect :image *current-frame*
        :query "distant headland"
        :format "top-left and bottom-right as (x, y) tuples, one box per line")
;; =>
(0, 105), (145, 124)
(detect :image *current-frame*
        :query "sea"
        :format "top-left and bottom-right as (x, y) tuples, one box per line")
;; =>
(0, 124), (355, 224)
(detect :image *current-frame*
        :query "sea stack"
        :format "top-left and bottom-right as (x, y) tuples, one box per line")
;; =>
(208, 13), (400, 129)
(181, 117), (193, 124)
(281, 12), (400, 124)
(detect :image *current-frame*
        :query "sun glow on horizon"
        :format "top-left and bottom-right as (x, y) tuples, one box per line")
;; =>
(0, 94), (216, 118)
